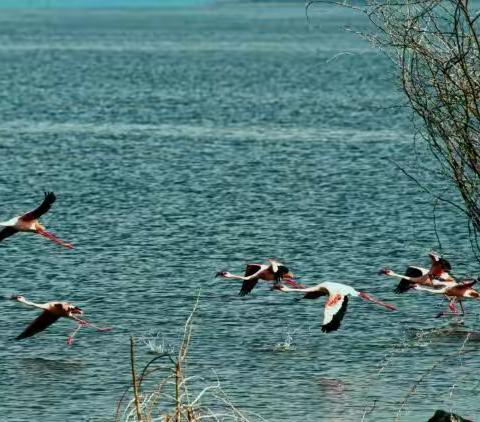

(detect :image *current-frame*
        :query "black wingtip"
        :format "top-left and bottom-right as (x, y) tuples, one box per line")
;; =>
(44, 191), (56, 203)
(321, 325), (338, 333)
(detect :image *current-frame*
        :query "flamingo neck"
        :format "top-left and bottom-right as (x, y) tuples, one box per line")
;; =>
(384, 270), (406, 280)
(16, 298), (47, 311)
(223, 273), (247, 281)
(414, 285), (446, 294)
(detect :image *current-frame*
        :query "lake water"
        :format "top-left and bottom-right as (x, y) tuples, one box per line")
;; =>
(0, 3), (479, 421)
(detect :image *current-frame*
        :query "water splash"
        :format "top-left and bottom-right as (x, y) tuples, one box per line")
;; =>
(138, 332), (176, 355)
(272, 328), (297, 352)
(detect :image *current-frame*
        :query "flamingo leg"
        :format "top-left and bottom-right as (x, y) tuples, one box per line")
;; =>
(358, 292), (396, 311)
(36, 228), (74, 249)
(67, 324), (83, 346)
(66, 317), (111, 346)
(71, 316), (112, 332)
(459, 301), (465, 316)
(448, 300), (458, 314)
(436, 295), (453, 318)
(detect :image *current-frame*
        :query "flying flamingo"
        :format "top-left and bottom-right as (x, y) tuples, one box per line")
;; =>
(0, 192), (73, 249)
(10, 295), (111, 345)
(413, 279), (480, 318)
(215, 258), (300, 296)
(274, 281), (396, 332)
(378, 251), (455, 293)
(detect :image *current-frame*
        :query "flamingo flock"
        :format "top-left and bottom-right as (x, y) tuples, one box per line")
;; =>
(379, 252), (480, 318)
(3, 192), (479, 344)
(217, 251), (479, 333)
(2, 192), (109, 344)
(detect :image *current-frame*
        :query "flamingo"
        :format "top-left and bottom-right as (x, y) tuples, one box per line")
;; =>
(413, 279), (480, 318)
(215, 258), (299, 296)
(0, 192), (73, 249)
(10, 295), (111, 345)
(274, 282), (396, 332)
(378, 251), (455, 293)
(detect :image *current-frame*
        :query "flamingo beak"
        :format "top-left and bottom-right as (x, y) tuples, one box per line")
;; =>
(283, 278), (303, 288)
(70, 307), (83, 315)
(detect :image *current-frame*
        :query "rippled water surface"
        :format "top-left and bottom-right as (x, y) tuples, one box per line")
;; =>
(0, 3), (479, 422)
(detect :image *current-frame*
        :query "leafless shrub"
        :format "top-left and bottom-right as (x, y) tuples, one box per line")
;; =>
(368, 0), (480, 257)
(307, 0), (480, 258)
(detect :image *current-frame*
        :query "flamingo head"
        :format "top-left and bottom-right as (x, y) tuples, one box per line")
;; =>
(378, 267), (393, 276)
(10, 294), (25, 302)
(68, 305), (83, 316)
(215, 271), (230, 278)
(281, 271), (294, 279)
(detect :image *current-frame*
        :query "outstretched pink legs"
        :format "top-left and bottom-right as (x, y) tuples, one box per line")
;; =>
(36, 227), (74, 249)
(358, 291), (397, 311)
(67, 316), (112, 345)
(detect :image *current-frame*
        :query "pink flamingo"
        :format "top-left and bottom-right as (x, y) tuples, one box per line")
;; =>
(10, 295), (111, 345)
(413, 279), (480, 318)
(378, 251), (455, 293)
(0, 192), (73, 248)
(216, 258), (300, 296)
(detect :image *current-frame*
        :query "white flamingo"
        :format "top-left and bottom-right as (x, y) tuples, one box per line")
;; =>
(274, 282), (396, 332)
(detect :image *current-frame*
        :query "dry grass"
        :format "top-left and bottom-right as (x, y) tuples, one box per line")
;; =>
(115, 294), (263, 422)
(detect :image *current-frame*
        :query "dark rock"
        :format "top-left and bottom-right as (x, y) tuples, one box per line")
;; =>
(428, 409), (474, 422)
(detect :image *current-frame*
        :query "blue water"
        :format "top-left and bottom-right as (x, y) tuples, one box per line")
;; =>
(0, 0), (211, 8)
(0, 3), (479, 421)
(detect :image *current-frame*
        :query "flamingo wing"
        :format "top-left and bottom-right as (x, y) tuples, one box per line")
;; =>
(16, 310), (60, 340)
(239, 264), (262, 296)
(0, 226), (18, 242)
(322, 295), (349, 333)
(438, 257), (452, 272)
(302, 287), (329, 300)
(20, 192), (56, 221)
(395, 266), (425, 294)
(457, 279), (477, 288)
